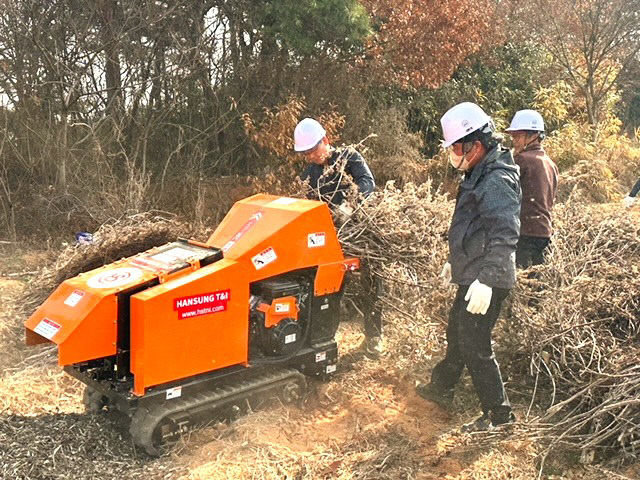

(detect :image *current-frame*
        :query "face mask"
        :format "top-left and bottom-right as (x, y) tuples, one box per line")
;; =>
(448, 149), (465, 169)
(448, 142), (471, 170)
(449, 142), (484, 171)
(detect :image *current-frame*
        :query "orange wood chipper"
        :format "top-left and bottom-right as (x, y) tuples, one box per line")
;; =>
(25, 194), (359, 455)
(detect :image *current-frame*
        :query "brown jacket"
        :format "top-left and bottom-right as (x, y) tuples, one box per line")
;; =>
(514, 142), (558, 238)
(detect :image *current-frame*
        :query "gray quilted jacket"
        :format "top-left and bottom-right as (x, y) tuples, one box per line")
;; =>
(448, 145), (521, 289)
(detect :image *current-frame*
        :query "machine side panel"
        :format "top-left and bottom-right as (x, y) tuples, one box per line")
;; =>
(24, 281), (118, 365)
(130, 259), (249, 395)
(58, 297), (118, 364)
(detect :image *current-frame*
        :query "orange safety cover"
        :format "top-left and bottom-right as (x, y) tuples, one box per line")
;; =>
(257, 296), (299, 328)
(208, 195), (346, 286)
(130, 258), (248, 395)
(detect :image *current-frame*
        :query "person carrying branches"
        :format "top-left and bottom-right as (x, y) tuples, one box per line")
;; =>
(416, 102), (521, 432)
(293, 118), (384, 358)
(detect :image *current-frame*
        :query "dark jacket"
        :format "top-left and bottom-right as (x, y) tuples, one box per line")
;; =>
(514, 142), (558, 237)
(449, 145), (521, 289)
(630, 178), (640, 197)
(301, 148), (375, 206)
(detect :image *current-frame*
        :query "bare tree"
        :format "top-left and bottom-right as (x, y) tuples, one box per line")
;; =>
(528, 0), (640, 125)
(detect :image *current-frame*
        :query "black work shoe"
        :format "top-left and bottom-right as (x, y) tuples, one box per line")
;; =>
(460, 414), (492, 433)
(415, 382), (454, 410)
(491, 411), (516, 428)
(460, 412), (516, 433)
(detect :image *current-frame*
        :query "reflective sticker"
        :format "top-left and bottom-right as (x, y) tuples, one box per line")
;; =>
(251, 247), (277, 270)
(315, 351), (326, 363)
(326, 364), (337, 374)
(222, 212), (263, 252)
(320, 304), (329, 310)
(64, 290), (85, 307)
(166, 386), (182, 400)
(308, 232), (326, 248)
(275, 303), (290, 313)
(284, 333), (297, 344)
(87, 267), (143, 289)
(34, 317), (61, 340)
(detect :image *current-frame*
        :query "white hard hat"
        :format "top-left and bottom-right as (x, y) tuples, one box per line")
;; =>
(440, 102), (492, 147)
(294, 118), (326, 152)
(506, 109), (545, 132)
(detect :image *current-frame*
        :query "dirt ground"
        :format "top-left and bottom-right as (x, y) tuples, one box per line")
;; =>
(1, 248), (639, 480)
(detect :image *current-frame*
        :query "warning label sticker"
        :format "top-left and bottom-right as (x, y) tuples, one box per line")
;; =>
(87, 267), (143, 289)
(222, 212), (263, 253)
(129, 256), (168, 272)
(173, 289), (230, 319)
(274, 302), (290, 313)
(64, 290), (85, 307)
(166, 386), (182, 400)
(34, 317), (61, 340)
(308, 232), (326, 248)
(151, 247), (194, 263)
(130, 246), (198, 272)
(251, 247), (277, 270)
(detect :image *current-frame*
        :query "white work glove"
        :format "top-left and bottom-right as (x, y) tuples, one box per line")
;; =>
(336, 203), (354, 222)
(464, 279), (493, 315)
(623, 196), (637, 208)
(440, 262), (452, 288)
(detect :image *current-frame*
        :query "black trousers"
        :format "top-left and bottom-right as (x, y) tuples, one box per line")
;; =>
(359, 262), (384, 338)
(431, 285), (511, 418)
(516, 235), (550, 268)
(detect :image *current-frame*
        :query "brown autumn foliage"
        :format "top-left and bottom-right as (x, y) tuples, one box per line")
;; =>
(361, 0), (502, 88)
(242, 96), (345, 166)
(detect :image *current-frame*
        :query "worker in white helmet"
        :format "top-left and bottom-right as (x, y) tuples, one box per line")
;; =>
(293, 118), (383, 358)
(506, 110), (558, 267)
(294, 118), (375, 208)
(416, 102), (521, 433)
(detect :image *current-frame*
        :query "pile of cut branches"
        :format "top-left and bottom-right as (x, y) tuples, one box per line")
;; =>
(336, 180), (454, 371)
(500, 201), (640, 460)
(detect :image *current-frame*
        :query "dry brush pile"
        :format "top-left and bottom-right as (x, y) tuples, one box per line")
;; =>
(337, 174), (640, 464)
(501, 202), (640, 462)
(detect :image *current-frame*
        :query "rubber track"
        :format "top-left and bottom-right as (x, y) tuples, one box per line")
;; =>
(130, 368), (306, 456)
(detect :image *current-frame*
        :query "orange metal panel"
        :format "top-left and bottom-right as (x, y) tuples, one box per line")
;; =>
(257, 296), (299, 328)
(24, 280), (117, 365)
(314, 258), (360, 296)
(24, 261), (157, 365)
(130, 258), (249, 395)
(208, 194), (346, 283)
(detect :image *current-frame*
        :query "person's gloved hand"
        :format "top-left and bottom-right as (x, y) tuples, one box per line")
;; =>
(464, 279), (492, 315)
(440, 262), (452, 288)
(336, 203), (354, 223)
(623, 196), (638, 208)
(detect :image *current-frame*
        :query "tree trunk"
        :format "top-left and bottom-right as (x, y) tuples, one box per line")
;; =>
(101, 0), (123, 118)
